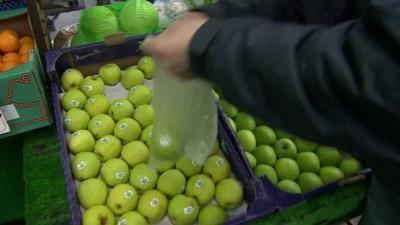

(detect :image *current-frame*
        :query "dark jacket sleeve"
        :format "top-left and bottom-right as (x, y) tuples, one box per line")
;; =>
(190, 0), (400, 192)
(197, 0), (363, 24)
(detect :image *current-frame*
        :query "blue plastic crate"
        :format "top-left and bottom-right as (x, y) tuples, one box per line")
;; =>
(0, 0), (26, 11)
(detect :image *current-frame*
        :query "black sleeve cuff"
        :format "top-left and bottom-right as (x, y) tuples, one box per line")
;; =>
(189, 19), (224, 78)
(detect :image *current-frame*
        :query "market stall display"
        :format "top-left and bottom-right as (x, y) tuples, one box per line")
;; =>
(0, 12), (51, 138)
(47, 35), (273, 225)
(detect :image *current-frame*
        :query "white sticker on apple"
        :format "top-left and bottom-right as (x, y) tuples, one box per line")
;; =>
(83, 85), (93, 92)
(150, 197), (160, 207)
(116, 172), (126, 179)
(71, 100), (80, 107)
(77, 161), (87, 170)
(139, 176), (150, 185)
(124, 190), (134, 199)
(184, 206), (194, 215)
(195, 179), (204, 188)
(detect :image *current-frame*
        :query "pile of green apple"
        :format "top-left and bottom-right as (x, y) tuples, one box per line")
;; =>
(60, 56), (244, 225)
(218, 97), (363, 194)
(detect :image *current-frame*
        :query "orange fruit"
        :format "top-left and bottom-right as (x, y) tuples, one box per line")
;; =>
(19, 36), (34, 45)
(0, 55), (2, 62)
(0, 62), (3, 72)
(2, 61), (19, 72)
(3, 52), (20, 63)
(0, 33), (20, 53)
(19, 54), (28, 64)
(18, 43), (34, 55)
(1, 29), (19, 38)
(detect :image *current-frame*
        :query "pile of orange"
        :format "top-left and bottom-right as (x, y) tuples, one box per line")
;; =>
(0, 28), (34, 73)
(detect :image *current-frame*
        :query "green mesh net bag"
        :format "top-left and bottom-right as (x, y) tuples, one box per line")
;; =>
(79, 6), (119, 42)
(72, 1), (159, 46)
(120, 0), (159, 36)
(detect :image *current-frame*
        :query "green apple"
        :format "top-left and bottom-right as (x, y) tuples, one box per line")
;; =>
(61, 68), (84, 91)
(294, 137), (318, 152)
(339, 158), (362, 177)
(121, 68), (145, 90)
(101, 158), (130, 187)
(127, 85), (152, 107)
(316, 146), (342, 166)
(215, 178), (243, 209)
(108, 99), (134, 121)
(185, 174), (215, 205)
(319, 166), (344, 184)
(227, 118), (236, 132)
(253, 145), (276, 166)
(157, 169), (186, 198)
(296, 152), (320, 173)
(83, 205), (115, 225)
(140, 125), (153, 145)
(274, 138), (298, 158)
(121, 141), (149, 167)
(61, 89), (87, 110)
(107, 184), (139, 215)
(99, 63), (121, 86)
(298, 172), (324, 192)
(94, 135), (122, 161)
(137, 190), (168, 223)
(150, 128), (182, 160)
(78, 178), (108, 208)
(275, 158), (300, 181)
(274, 129), (293, 139)
(176, 156), (202, 177)
(79, 75), (105, 97)
(254, 164), (278, 185)
(67, 130), (95, 154)
(71, 152), (101, 180)
(203, 155), (231, 183)
(198, 205), (227, 225)
(130, 163), (158, 191)
(245, 152), (257, 169)
(137, 56), (155, 79)
(236, 130), (256, 152)
(234, 112), (256, 131)
(209, 141), (220, 156)
(148, 156), (175, 173)
(167, 195), (199, 225)
(64, 108), (90, 133)
(277, 180), (302, 194)
(88, 114), (115, 139)
(85, 94), (110, 117)
(253, 125), (276, 145)
(118, 211), (148, 225)
(133, 105), (154, 128)
(114, 118), (142, 143)
(219, 100), (238, 118)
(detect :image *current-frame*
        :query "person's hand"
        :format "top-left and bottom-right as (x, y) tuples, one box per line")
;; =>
(142, 12), (209, 79)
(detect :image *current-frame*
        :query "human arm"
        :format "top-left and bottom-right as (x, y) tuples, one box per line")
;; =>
(197, 0), (363, 24)
(143, 0), (400, 193)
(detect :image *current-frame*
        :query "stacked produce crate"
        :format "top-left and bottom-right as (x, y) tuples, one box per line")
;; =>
(0, 7), (51, 138)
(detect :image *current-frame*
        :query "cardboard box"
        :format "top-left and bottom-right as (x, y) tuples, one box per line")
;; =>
(0, 13), (51, 138)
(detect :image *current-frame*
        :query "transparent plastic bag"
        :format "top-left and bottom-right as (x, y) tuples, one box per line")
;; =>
(149, 62), (217, 166)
